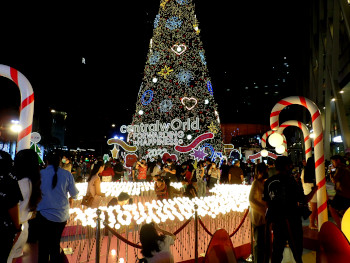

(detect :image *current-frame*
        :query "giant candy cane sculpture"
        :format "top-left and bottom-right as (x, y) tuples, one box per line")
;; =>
(270, 96), (327, 230)
(276, 120), (312, 161)
(0, 65), (34, 151)
(261, 130), (288, 156)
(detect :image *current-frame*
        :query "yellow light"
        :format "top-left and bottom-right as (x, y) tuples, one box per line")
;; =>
(10, 124), (22, 133)
(111, 249), (117, 256)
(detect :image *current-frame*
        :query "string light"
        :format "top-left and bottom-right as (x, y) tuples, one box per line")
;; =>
(71, 184), (251, 228)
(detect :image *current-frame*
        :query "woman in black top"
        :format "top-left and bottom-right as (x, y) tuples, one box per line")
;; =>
(0, 150), (23, 261)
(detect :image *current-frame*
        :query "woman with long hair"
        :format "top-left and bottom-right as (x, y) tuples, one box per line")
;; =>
(87, 160), (105, 208)
(37, 151), (79, 263)
(0, 150), (23, 262)
(140, 222), (176, 263)
(8, 149), (42, 263)
(195, 161), (206, 197)
(249, 162), (269, 263)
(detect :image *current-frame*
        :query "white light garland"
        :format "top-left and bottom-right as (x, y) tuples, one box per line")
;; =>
(71, 184), (251, 228)
(74, 182), (183, 200)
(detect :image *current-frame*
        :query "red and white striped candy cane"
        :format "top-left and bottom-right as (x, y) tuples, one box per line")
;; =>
(261, 130), (288, 156)
(270, 96), (327, 230)
(0, 65), (34, 152)
(277, 120), (312, 161)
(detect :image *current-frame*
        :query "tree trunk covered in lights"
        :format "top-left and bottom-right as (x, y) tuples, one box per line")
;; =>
(128, 0), (224, 163)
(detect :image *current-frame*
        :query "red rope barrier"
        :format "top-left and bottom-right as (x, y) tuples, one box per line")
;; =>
(103, 223), (142, 249)
(174, 218), (193, 235)
(197, 209), (250, 238)
(198, 218), (213, 236)
(103, 217), (193, 249)
(229, 209), (249, 238)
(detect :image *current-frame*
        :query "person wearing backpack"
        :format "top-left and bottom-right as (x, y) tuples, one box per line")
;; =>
(263, 156), (317, 263)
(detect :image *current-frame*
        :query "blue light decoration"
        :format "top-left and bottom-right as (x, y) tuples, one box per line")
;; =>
(159, 99), (173, 113)
(200, 143), (215, 160)
(149, 51), (160, 65)
(199, 51), (207, 65)
(200, 143), (224, 165)
(141, 90), (154, 105)
(207, 81), (214, 96)
(176, 0), (189, 4)
(154, 14), (160, 29)
(166, 16), (183, 30)
(177, 69), (193, 86)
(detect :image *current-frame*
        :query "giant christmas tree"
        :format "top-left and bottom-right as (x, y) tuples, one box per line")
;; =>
(124, 0), (224, 163)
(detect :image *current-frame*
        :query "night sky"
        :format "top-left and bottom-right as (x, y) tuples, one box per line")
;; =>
(0, 0), (309, 149)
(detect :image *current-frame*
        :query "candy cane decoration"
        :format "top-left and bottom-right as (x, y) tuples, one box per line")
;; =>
(276, 120), (312, 161)
(0, 65), (34, 151)
(261, 130), (288, 156)
(270, 96), (327, 230)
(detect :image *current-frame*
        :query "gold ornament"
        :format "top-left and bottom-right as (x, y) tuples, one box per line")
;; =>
(207, 122), (219, 134)
(160, 0), (170, 9)
(193, 24), (200, 34)
(110, 145), (120, 159)
(158, 65), (174, 79)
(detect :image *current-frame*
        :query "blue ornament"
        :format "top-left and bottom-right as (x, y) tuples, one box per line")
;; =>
(207, 81), (214, 96)
(199, 51), (207, 65)
(141, 90), (154, 105)
(149, 52), (160, 65)
(154, 14), (160, 29)
(176, 0), (189, 4)
(166, 16), (183, 30)
(200, 143), (215, 160)
(177, 69), (193, 86)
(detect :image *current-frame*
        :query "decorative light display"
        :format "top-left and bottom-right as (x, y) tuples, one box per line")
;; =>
(207, 81), (214, 96)
(159, 99), (173, 113)
(181, 97), (197, 110)
(190, 147), (207, 161)
(149, 52), (160, 65)
(71, 184), (251, 228)
(171, 44), (187, 56)
(165, 16), (183, 30)
(74, 182), (183, 200)
(128, 0), (224, 163)
(177, 69), (193, 86)
(141, 90), (154, 106)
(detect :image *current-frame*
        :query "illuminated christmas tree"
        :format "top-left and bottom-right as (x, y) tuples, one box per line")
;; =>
(125, 0), (224, 163)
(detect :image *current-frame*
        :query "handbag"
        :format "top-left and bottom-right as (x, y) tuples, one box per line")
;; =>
(81, 194), (94, 207)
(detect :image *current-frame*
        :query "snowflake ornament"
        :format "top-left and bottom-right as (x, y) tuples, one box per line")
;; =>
(159, 99), (173, 113)
(166, 16), (183, 30)
(177, 69), (193, 86)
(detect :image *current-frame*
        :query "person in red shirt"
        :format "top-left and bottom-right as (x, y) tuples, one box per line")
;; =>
(100, 161), (115, 182)
(137, 160), (148, 182)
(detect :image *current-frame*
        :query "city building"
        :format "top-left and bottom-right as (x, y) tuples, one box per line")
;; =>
(50, 109), (67, 147)
(308, 0), (350, 159)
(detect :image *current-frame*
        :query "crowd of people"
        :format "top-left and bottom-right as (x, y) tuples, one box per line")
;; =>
(1, 147), (350, 263)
